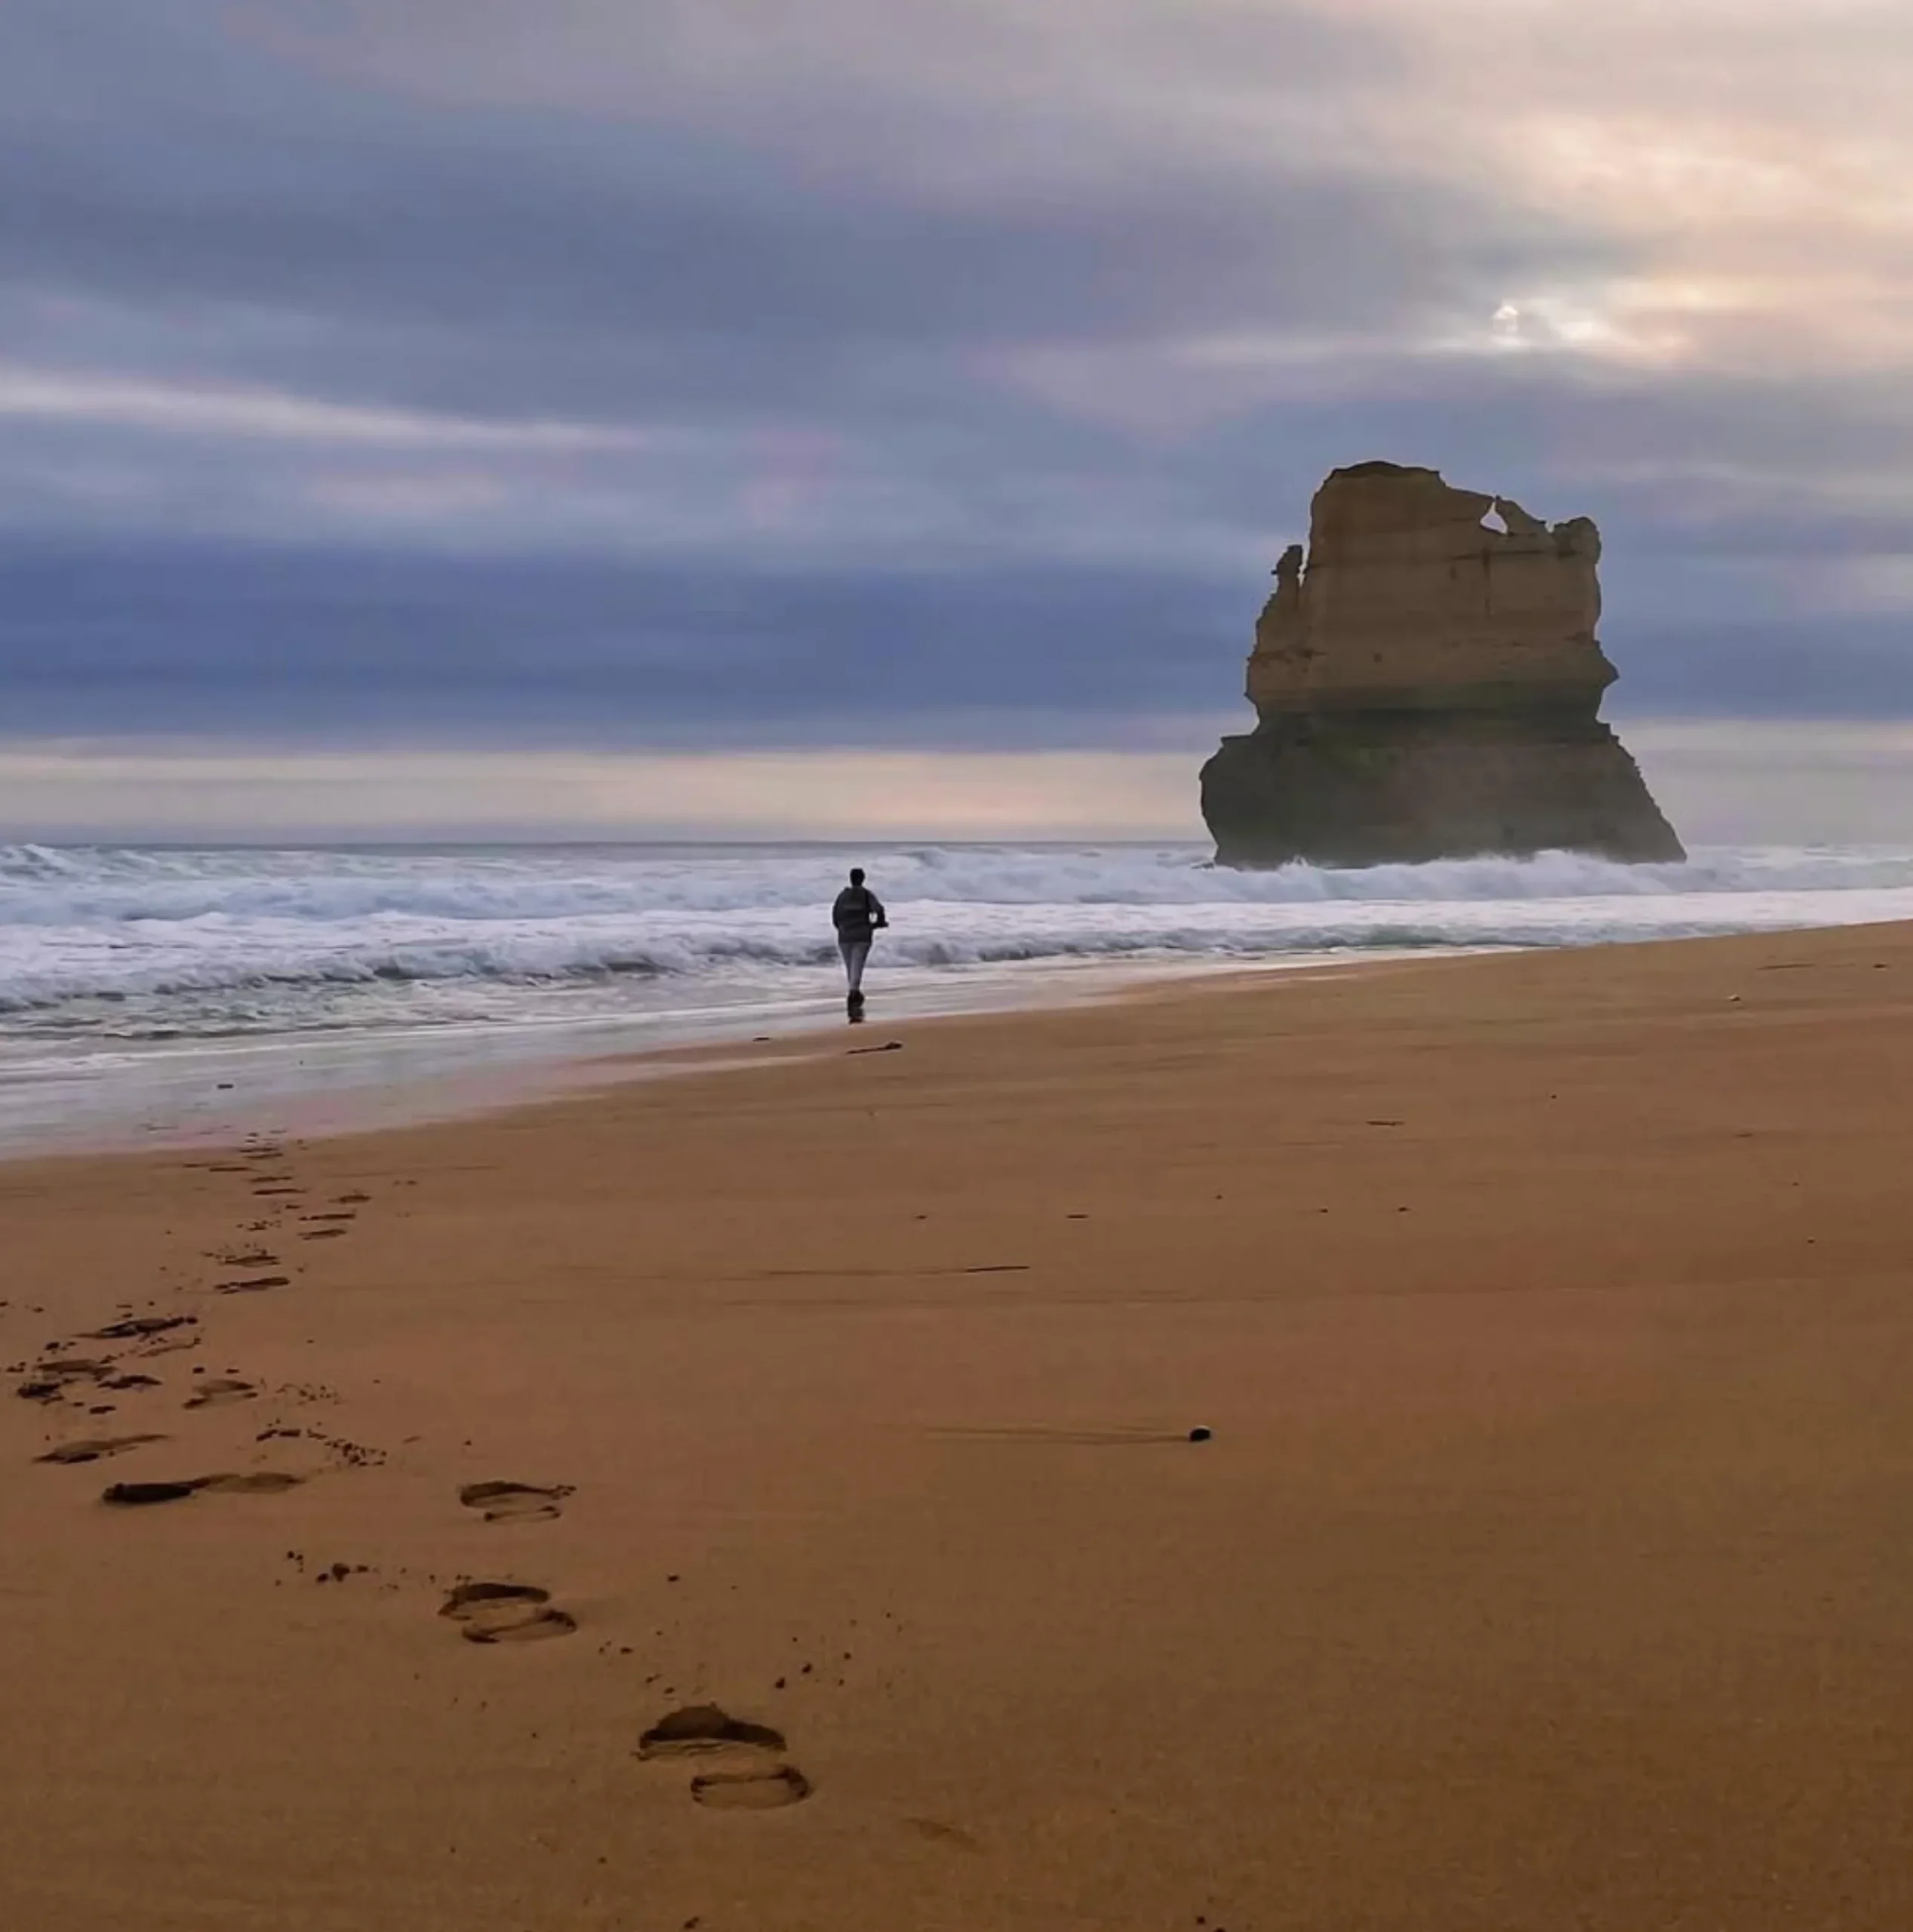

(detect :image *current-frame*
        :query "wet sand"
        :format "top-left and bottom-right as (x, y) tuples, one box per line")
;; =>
(0, 952), (1301, 1161)
(5, 922), (1913, 1931)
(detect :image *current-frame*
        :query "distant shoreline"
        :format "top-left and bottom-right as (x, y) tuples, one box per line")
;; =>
(9, 837), (1913, 1158)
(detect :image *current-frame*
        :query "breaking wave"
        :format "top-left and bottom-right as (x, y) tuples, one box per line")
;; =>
(6, 838), (1913, 923)
(4, 840), (1912, 1038)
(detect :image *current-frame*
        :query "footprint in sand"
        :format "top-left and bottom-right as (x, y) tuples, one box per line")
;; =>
(459, 1480), (574, 1523)
(36, 1433), (167, 1464)
(15, 1358), (114, 1401)
(690, 1765), (813, 1810)
(215, 1275), (291, 1295)
(102, 1472), (304, 1505)
(299, 1229), (347, 1241)
(134, 1331), (200, 1360)
(638, 1706), (813, 1809)
(86, 1315), (195, 1341)
(439, 1580), (577, 1643)
(185, 1377), (257, 1409)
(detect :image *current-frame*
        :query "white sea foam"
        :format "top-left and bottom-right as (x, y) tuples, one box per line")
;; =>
(2, 841), (1911, 1043)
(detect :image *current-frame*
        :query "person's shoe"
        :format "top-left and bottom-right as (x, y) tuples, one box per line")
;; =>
(847, 988), (866, 1011)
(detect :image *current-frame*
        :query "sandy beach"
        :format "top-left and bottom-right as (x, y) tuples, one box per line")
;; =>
(5, 921), (1913, 1931)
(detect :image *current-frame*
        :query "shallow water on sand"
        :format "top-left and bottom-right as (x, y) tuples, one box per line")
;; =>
(0, 952), (1317, 1156)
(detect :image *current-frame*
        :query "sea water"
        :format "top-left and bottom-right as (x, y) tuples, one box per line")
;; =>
(5, 840), (1912, 1148)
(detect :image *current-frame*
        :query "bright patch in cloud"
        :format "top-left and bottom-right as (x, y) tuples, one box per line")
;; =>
(0, 368), (643, 451)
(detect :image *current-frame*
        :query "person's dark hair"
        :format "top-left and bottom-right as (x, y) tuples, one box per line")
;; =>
(849, 867), (865, 885)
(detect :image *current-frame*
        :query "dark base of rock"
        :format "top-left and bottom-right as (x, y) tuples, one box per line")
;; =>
(1201, 712), (1685, 869)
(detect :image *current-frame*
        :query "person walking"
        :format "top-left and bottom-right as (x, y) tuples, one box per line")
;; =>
(831, 866), (887, 1019)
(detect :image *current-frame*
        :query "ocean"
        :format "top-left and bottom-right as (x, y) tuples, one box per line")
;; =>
(5, 838), (1913, 1148)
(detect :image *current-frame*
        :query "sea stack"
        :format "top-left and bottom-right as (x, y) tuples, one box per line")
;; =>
(1200, 462), (1684, 867)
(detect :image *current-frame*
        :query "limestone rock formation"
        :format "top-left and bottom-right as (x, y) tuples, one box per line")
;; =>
(1200, 462), (1684, 867)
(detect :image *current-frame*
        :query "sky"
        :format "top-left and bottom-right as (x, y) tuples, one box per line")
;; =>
(2, 0), (1911, 841)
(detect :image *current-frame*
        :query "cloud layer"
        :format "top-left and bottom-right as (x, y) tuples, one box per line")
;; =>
(2, 1), (1911, 826)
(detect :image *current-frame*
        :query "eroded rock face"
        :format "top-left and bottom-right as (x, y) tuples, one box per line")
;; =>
(1201, 462), (1684, 867)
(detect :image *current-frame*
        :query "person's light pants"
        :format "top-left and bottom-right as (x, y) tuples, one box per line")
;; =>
(839, 939), (871, 992)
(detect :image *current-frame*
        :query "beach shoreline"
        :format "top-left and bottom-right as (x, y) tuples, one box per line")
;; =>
(6, 919), (1913, 1931)
(0, 946), (1459, 1161)
(13, 837), (1913, 1169)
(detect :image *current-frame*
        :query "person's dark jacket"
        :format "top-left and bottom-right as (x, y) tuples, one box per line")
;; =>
(832, 884), (887, 944)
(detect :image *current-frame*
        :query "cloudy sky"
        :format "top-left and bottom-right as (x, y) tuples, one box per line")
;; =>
(2, 0), (1910, 840)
